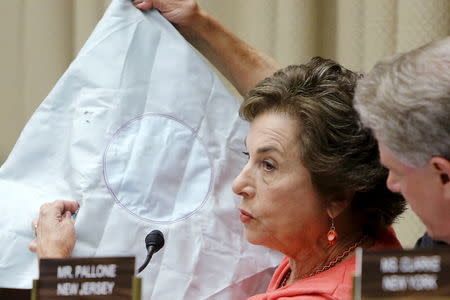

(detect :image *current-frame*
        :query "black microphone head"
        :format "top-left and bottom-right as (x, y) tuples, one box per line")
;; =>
(145, 230), (165, 253)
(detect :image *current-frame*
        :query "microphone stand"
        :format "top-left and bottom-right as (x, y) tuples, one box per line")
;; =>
(138, 246), (155, 273)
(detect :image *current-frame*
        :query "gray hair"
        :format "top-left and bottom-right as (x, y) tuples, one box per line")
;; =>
(354, 37), (450, 167)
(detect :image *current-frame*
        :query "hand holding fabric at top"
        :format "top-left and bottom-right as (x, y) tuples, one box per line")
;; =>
(29, 200), (79, 259)
(132, 0), (199, 27)
(132, 0), (280, 96)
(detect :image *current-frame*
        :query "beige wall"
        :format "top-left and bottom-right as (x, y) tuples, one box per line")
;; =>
(1, 0), (449, 247)
(0, 0), (109, 163)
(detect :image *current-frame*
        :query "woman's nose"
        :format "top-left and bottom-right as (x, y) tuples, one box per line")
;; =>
(232, 164), (255, 198)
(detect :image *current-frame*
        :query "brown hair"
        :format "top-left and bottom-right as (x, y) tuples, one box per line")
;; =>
(240, 57), (405, 237)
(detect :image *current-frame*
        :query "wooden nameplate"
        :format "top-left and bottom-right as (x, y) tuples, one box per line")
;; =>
(32, 256), (140, 300)
(354, 247), (450, 299)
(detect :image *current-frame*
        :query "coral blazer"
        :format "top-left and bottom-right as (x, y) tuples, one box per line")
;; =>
(247, 229), (402, 300)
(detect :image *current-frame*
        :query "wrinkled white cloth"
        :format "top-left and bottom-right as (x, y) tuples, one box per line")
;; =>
(0, 0), (281, 298)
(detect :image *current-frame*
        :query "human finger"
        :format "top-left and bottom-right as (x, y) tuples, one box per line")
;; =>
(31, 218), (38, 231)
(31, 218), (38, 237)
(61, 211), (75, 226)
(28, 239), (37, 253)
(133, 0), (153, 10)
(40, 200), (79, 218)
(52, 200), (79, 214)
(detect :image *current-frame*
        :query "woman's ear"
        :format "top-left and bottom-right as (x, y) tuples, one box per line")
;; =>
(326, 191), (354, 219)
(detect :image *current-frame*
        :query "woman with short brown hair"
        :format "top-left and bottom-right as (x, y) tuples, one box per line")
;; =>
(232, 57), (404, 299)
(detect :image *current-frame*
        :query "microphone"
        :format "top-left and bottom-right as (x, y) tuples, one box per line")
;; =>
(138, 230), (165, 273)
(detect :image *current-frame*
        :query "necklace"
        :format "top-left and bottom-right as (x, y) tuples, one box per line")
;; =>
(279, 269), (292, 288)
(278, 235), (367, 288)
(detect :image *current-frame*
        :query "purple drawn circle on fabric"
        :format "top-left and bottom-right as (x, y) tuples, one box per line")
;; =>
(103, 113), (213, 223)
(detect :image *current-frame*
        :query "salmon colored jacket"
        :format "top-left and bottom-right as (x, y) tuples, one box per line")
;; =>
(247, 228), (401, 300)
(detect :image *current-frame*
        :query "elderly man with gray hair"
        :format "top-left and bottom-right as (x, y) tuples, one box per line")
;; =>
(354, 37), (450, 247)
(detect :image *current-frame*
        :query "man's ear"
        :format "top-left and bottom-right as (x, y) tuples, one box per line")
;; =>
(430, 157), (450, 201)
(430, 156), (450, 184)
(326, 191), (353, 219)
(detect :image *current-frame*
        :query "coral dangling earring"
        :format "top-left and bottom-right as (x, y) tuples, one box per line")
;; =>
(327, 218), (338, 247)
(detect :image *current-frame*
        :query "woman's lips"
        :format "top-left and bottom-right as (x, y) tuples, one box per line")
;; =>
(239, 209), (254, 223)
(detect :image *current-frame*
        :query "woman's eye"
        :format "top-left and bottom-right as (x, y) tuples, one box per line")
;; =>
(242, 151), (250, 160)
(262, 160), (275, 171)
